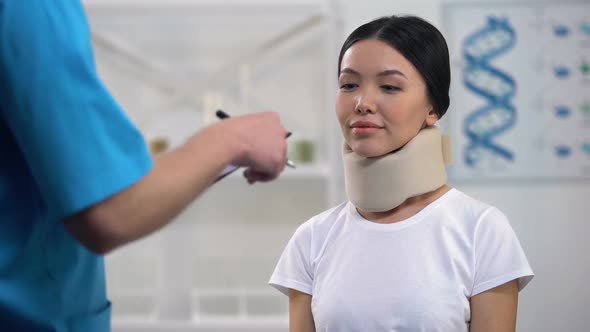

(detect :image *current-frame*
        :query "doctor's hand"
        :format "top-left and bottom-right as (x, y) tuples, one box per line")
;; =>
(222, 112), (288, 183)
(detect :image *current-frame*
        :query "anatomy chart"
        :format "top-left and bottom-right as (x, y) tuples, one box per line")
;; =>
(443, 2), (590, 180)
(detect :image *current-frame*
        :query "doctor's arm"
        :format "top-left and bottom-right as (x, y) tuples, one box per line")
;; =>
(64, 114), (287, 255)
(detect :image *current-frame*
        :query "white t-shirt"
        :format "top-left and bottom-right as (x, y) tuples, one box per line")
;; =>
(269, 188), (534, 332)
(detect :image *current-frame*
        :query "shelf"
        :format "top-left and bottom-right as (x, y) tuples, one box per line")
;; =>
(220, 163), (332, 181)
(289, 163), (332, 177)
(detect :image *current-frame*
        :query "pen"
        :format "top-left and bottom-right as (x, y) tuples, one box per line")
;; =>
(215, 110), (296, 168)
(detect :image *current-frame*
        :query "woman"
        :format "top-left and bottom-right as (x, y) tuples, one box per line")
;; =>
(269, 15), (533, 331)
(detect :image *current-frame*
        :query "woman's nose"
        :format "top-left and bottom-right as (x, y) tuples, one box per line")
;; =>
(355, 92), (377, 114)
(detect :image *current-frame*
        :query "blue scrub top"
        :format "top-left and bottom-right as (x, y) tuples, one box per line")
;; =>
(0, 1), (153, 331)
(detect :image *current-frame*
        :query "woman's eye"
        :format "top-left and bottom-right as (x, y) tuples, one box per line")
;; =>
(339, 83), (358, 90)
(381, 85), (401, 92)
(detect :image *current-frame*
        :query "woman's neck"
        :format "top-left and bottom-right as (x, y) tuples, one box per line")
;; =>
(357, 184), (451, 224)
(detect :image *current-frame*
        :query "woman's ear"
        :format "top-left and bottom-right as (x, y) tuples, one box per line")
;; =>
(425, 108), (438, 127)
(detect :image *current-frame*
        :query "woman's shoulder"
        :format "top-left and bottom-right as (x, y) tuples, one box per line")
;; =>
(441, 188), (507, 228)
(294, 201), (351, 235)
(446, 188), (493, 209)
(286, 201), (355, 254)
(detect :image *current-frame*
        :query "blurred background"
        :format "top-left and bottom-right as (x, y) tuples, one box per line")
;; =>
(82, 0), (589, 331)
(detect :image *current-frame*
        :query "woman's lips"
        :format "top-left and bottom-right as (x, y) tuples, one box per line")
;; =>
(350, 121), (383, 135)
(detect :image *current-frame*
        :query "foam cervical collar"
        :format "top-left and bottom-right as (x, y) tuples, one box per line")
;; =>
(343, 126), (452, 213)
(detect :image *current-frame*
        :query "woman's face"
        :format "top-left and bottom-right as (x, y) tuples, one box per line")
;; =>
(336, 39), (437, 157)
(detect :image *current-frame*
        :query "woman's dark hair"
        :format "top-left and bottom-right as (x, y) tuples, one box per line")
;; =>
(338, 15), (450, 119)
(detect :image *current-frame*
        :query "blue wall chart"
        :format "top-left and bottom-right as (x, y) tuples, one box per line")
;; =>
(443, 2), (590, 180)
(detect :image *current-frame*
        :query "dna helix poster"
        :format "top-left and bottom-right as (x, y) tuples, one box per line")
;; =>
(443, 2), (590, 180)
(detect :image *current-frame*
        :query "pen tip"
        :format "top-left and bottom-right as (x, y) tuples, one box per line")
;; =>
(216, 110), (228, 119)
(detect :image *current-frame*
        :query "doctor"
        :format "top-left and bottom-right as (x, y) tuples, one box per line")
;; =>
(0, 1), (287, 331)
